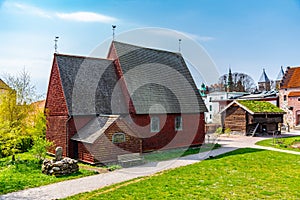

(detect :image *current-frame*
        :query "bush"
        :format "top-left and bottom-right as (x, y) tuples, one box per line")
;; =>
(215, 127), (223, 135)
(224, 128), (231, 134)
(30, 138), (53, 161)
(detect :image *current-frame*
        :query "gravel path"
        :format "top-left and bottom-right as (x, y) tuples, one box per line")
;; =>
(1, 131), (300, 200)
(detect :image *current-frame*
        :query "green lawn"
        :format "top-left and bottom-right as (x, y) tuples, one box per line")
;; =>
(256, 136), (300, 152)
(66, 148), (300, 200)
(0, 152), (98, 195)
(143, 143), (221, 162)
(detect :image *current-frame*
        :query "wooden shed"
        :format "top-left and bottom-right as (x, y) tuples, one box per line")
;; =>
(220, 100), (285, 135)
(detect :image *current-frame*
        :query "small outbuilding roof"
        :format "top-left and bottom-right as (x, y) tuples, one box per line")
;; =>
(220, 100), (285, 115)
(71, 115), (119, 144)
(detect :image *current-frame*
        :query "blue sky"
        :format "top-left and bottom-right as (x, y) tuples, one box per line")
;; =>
(0, 0), (300, 95)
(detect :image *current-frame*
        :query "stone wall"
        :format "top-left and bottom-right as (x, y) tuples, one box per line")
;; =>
(42, 157), (79, 176)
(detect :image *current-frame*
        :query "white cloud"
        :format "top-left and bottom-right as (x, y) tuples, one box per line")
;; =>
(146, 29), (215, 42)
(180, 31), (215, 42)
(2, 1), (118, 23)
(3, 2), (51, 18)
(56, 11), (117, 23)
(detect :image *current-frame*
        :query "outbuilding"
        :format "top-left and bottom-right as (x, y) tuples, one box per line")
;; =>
(220, 100), (285, 135)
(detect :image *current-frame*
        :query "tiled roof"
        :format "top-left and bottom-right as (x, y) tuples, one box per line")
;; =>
(55, 54), (126, 115)
(280, 66), (300, 89)
(113, 41), (207, 114)
(288, 91), (300, 97)
(0, 79), (10, 90)
(71, 115), (119, 143)
(258, 69), (270, 83)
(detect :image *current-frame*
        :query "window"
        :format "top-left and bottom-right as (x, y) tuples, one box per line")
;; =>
(298, 98), (300, 101)
(151, 116), (160, 132)
(284, 95), (287, 101)
(209, 105), (212, 111)
(112, 132), (125, 143)
(175, 116), (183, 131)
(209, 114), (212, 119)
(209, 97), (212, 102)
(220, 96), (224, 100)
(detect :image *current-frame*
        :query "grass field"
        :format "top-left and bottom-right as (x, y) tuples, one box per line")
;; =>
(143, 143), (221, 162)
(256, 136), (300, 152)
(66, 148), (300, 200)
(0, 152), (98, 194)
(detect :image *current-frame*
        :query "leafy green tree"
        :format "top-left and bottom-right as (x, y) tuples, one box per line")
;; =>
(29, 110), (53, 161)
(0, 69), (42, 159)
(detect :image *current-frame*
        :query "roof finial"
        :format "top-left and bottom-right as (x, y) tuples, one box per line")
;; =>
(112, 25), (116, 41)
(178, 39), (182, 52)
(54, 36), (59, 53)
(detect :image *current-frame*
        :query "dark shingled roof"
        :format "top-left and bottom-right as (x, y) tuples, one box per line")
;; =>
(55, 54), (126, 115)
(71, 115), (119, 143)
(113, 41), (207, 114)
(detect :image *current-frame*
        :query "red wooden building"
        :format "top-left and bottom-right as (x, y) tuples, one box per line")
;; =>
(45, 41), (207, 164)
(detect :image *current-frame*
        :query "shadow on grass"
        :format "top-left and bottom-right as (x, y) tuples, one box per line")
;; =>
(209, 148), (266, 160)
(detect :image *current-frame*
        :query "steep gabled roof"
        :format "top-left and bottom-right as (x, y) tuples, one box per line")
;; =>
(276, 66), (285, 81)
(112, 41), (207, 114)
(220, 100), (285, 115)
(55, 54), (126, 115)
(0, 79), (10, 90)
(280, 66), (300, 89)
(258, 69), (270, 83)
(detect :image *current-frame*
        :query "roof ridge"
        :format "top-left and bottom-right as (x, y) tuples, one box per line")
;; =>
(55, 53), (113, 61)
(113, 41), (181, 56)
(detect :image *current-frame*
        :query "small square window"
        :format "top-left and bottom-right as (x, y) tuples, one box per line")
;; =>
(210, 114), (212, 119)
(151, 116), (160, 132)
(112, 133), (125, 143)
(283, 95), (287, 101)
(175, 116), (182, 131)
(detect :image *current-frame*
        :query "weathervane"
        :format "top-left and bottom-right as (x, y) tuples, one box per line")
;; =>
(54, 36), (59, 53)
(112, 25), (116, 41)
(178, 39), (182, 52)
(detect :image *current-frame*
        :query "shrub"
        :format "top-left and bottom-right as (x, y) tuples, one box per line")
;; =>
(215, 127), (223, 135)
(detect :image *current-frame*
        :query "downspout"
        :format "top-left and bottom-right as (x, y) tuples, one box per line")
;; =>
(65, 115), (72, 157)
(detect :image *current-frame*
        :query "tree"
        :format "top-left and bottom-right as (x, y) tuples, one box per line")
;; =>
(0, 69), (43, 159)
(218, 72), (256, 93)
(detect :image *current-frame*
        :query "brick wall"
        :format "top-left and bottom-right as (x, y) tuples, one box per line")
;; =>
(279, 88), (300, 127)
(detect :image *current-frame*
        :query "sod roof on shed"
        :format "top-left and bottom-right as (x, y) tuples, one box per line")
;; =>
(236, 100), (284, 114)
